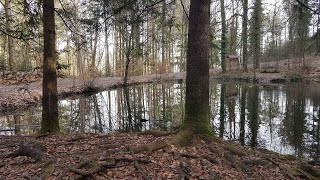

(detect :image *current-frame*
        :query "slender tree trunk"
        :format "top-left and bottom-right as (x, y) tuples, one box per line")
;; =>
(162, 84), (166, 123)
(103, 1), (110, 76)
(248, 86), (259, 148)
(220, 0), (227, 73)
(240, 86), (247, 145)
(14, 115), (21, 135)
(105, 26), (110, 76)
(229, 0), (238, 55)
(161, 0), (166, 72)
(91, 26), (99, 80)
(73, 0), (84, 76)
(124, 86), (133, 131)
(183, 0), (212, 136)
(219, 84), (226, 138)
(5, 0), (14, 71)
(79, 97), (86, 133)
(107, 91), (112, 130)
(41, 0), (59, 134)
(252, 0), (262, 70)
(93, 95), (103, 133)
(67, 32), (71, 76)
(124, 54), (130, 85)
(242, 0), (248, 72)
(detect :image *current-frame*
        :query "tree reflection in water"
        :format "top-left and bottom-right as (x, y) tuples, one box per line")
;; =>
(1, 82), (320, 160)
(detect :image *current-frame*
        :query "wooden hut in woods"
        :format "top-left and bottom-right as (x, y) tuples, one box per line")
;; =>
(227, 55), (240, 71)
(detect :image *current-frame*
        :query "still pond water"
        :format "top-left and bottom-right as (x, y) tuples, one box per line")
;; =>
(1, 81), (320, 160)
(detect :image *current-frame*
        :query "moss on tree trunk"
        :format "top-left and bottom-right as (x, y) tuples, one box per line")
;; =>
(181, 0), (213, 142)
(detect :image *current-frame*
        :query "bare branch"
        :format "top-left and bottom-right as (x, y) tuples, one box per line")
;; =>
(295, 0), (320, 15)
(180, 0), (189, 19)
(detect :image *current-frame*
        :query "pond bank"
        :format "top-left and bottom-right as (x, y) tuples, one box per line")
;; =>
(0, 68), (319, 116)
(0, 72), (184, 116)
(1, 132), (319, 179)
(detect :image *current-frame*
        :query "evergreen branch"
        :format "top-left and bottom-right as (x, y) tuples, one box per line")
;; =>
(129, 0), (168, 25)
(54, 9), (84, 38)
(57, 0), (78, 31)
(0, 28), (31, 41)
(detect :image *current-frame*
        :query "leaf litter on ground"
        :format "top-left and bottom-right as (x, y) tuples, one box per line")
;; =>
(1, 133), (319, 179)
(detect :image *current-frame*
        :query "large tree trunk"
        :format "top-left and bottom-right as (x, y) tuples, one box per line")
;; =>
(182, 0), (212, 136)
(40, 0), (59, 134)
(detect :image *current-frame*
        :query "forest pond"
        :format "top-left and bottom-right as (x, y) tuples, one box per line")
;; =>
(1, 81), (320, 160)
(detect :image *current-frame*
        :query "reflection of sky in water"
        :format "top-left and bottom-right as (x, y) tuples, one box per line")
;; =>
(0, 82), (319, 160)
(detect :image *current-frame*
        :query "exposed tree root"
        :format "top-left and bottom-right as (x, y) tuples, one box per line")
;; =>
(66, 135), (87, 142)
(5, 141), (46, 161)
(242, 159), (269, 166)
(22, 175), (33, 180)
(138, 130), (178, 137)
(130, 140), (170, 154)
(39, 158), (55, 179)
(299, 163), (320, 179)
(224, 152), (248, 171)
(266, 158), (320, 180)
(308, 160), (320, 166)
(167, 150), (219, 165)
(223, 144), (246, 157)
(57, 160), (91, 180)
(3, 132), (317, 179)
(69, 161), (118, 178)
(99, 157), (152, 164)
(129, 129), (196, 156)
(170, 128), (194, 147)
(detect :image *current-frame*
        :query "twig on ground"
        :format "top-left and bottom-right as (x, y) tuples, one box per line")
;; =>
(128, 146), (152, 180)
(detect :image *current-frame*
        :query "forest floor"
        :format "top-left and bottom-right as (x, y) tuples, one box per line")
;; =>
(1, 57), (320, 116)
(1, 132), (320, 179)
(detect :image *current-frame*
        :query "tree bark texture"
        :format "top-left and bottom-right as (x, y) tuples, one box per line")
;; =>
(252, 0), (262, 69)
(183, 0), (212, 135)
(41, 0), (59, 133)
